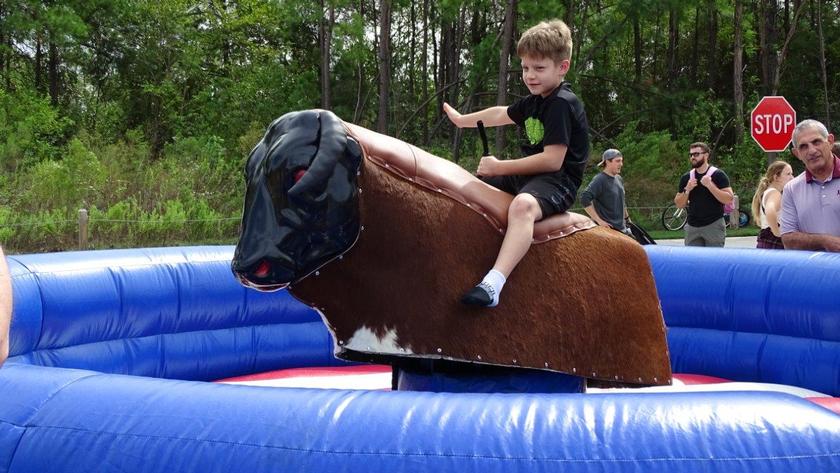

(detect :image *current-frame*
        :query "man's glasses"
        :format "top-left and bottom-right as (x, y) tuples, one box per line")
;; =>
(688, 151), (706, 158)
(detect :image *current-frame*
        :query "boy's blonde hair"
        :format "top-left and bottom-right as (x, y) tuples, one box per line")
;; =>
(516, 20), (572, 64)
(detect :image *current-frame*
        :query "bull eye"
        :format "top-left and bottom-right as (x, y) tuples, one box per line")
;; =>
(293, 168), (308, 183)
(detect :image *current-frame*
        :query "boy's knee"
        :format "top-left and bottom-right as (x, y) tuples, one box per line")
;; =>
(508, 194), (541, 221)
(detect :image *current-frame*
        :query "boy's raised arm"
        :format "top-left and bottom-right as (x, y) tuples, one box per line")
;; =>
(443, 103), (513, 128)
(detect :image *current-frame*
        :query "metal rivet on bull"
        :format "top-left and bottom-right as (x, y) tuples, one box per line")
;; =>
(315, 271), (319, 276)
(512, 359), (517, 364)
(338, 340), (344, 345)
(637, 377), (642, 382)
(614, 375), (619, 380)
(338, 255), (343, 260)
(360, 226), (365, 231)
(572, 368), (577, 373)
(436, 348), (442, 353)
(476, 355), (482, 360)
(592, 372), (596, 377)
(544, 362), (549, 368)
(654, 377), (658, 382)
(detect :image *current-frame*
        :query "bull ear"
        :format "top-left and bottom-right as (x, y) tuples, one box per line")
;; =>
(288, 110), (345, 195)
(244, 140), (266, 181)
(345, 136), (362, 174)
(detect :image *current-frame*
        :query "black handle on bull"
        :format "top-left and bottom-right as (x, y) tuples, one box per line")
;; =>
(477, 120), (490, 157)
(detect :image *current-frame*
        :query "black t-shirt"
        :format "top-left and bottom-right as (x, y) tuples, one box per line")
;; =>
(678, 168), (731, 227)
(506, 81), (589, 189)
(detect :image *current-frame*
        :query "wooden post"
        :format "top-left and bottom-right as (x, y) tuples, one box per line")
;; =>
(78, 208), (88, 249)
(729, 195), (740, 229)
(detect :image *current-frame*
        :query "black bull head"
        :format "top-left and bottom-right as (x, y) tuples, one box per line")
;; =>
(232, 110), (363, 291)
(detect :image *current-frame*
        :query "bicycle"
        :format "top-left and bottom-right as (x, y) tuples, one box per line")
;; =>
(660, 203), (751, 230)
(661, 203), (687, 231)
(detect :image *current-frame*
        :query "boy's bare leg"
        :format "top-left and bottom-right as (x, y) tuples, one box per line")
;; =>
(462, 194), (542, 307)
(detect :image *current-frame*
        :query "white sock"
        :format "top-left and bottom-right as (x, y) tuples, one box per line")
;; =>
(479, 269), (507, 307)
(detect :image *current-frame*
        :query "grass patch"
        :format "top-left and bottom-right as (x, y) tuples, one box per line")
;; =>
(647, 226), (759, 240)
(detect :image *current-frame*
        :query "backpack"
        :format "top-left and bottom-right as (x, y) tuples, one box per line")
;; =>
(690, 166), (734, 214)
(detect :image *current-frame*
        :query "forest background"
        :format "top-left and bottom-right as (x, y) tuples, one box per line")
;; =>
(0, 0), (835, 252)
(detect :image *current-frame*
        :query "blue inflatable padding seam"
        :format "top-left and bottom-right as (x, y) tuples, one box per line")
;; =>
(2, 366), (838, 472)
(5, 259), (44, 357)
(7, 322), (340, 381)
(667, 326), (840, 395)
(8, 250), (320, 354)
(645, 246), (840, 342)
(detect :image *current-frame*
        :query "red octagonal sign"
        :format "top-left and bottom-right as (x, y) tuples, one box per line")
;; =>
(751, 96), (796, 152)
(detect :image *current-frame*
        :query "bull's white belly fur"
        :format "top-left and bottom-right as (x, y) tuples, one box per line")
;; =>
(345, 326), (413, 354)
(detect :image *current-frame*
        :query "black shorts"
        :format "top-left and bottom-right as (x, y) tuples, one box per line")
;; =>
(482, 173), (577, 218)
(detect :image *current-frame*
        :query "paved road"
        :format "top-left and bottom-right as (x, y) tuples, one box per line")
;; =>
(657, 235), (758, 248)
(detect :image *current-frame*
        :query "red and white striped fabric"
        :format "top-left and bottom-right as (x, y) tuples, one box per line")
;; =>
(216, 365), (840, 414)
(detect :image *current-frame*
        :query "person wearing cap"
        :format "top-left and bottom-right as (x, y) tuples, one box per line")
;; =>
(579, 149), (631, 235)
(779, 119), (840, 252)
(674, 142), (734, 247)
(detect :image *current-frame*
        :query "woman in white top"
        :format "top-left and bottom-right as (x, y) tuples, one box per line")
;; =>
(751, 161), (794, 249)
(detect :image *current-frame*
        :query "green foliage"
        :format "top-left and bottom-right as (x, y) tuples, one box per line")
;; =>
(594, 122), (684, 208)
(2, 0), (838, 252)
(0, 90), (74, 169)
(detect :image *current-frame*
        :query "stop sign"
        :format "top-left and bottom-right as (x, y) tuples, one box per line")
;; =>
(751, 96), (796, 152)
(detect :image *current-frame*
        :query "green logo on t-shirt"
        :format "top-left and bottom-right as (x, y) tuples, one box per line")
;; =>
(524, 117), (544, 145)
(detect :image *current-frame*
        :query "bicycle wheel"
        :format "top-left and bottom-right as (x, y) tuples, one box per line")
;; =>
(738, 208), (751, 228)
(661, 204), (687, 231)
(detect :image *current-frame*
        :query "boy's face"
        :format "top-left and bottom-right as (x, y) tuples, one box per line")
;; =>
(521, 55), (569, 97)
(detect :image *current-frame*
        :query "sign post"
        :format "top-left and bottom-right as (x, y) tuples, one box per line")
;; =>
(750, 96), (796, 152)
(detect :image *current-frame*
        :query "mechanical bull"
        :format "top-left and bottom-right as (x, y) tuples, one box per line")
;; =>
(232, 109), (671, 387)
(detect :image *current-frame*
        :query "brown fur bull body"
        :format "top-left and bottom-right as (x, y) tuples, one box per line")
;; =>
(285, 120), (671, 386)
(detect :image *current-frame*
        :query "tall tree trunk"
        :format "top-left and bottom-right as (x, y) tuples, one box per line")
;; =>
(564, 0), (574, 31)
(816, 0), (829, 128)
(759, 0), (778, 95)
(706, 0), (718, 89)
(35, 33), (43, 93)
(377, 0), (392, 133)
(450, 8), (466, 164)
(408, 1), (416, 105)
(319, 0), (334, 109)
(353, 0), (365, 122)
(733, 0), (745, 142)
(496, 0), (516, 153)
(690, 7), (700, 85)
(0, 1), (4, 89)
(48, 40), (59, 106)
(421, 0), (429, 144)
(436, 20), (449, 132)
(783, 0), (790, 32)
(651, 6), (662, 82)
(666, 6), (678, 90)
(633, 12), (642, 84)
(771, 0), (807, 95)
